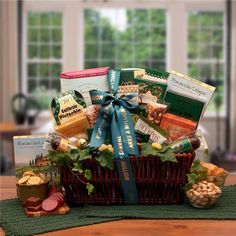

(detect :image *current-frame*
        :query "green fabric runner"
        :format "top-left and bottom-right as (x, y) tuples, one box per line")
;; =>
(1, 185), (236, 236)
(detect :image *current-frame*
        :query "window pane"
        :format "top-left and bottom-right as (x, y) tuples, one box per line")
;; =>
(27, 63), (38, 77)
(51, 79), (61, 92)
(52, 13), (62, 26)
(28, 45), (38, 58)
(151, 44), (166, 60)
(28, 13), (39, 26)
(39, 45), (50, 59)
(28, 29), (38, 42)
(40, 13), (51, 26)
(51, 63), (61, 78)
(39, 79), (50, 89)
(84, 8), (166, 69)
(52, 29), (62, 42)
(28, 80), (37, 93)
(188, 11), (225, 113)
(52, 45), (62, 58)
(39, 63), (50, 77)
(84, 60), (99, 69)
(101, 42), (116, 59)
(26, 11), (63, 110)
(40, 29), (51, 42)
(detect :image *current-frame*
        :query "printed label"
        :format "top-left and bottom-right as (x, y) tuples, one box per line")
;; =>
(134, 118), (167, 144)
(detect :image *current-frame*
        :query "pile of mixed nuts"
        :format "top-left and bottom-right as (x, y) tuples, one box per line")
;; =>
(186, 181), (222, 208)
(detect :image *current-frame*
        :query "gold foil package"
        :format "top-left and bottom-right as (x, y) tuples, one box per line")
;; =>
(44, 132), (87, 153)
(147, 102), (167, 125)
(84, 105), (101, 128)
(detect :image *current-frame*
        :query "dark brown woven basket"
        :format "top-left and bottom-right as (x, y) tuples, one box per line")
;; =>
(60, 153), (195, 205)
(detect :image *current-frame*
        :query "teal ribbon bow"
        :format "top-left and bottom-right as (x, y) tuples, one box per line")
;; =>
(89, 89), (139, 204)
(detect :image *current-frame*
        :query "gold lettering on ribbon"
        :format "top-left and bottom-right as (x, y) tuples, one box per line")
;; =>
(91, 95), (103, 102)
(95, 106), (109, 140)
(117, 136), (124, 156)
(121, 160), (130, 181)
(120, 108), (135, 153)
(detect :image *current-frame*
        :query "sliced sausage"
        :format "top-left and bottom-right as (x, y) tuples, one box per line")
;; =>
(25, 196), (42, 207)
(48, 186), (60, 197)
(42, 198), (59, 212)
(27, 204), (42, 212)
(51, 195), (64, 206)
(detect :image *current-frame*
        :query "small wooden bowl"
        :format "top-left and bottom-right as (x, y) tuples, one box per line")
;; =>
(16, 181), (49, 202)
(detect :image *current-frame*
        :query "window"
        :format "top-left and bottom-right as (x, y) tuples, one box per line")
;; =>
(188, 11), (225, 113)
(26, 12), (63, 109)
(24, 1), (226, 115)
(84, 8), (166, 70)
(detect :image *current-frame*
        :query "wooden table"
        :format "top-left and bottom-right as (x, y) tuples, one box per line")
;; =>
(1, 175), (236, 236)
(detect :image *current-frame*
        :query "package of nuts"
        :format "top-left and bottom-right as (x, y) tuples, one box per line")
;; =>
(186, 181), (222, 208)
(84, 105), (101, 127)
(147, 102), (167, 126)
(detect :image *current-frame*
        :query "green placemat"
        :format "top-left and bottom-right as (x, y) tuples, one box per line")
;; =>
(85, 185), (236, 220)
(1, 185), (236, 236)
(0, 200), (121, 236)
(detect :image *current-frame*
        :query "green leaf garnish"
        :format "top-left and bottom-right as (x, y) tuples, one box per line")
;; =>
(86, 183), (94, 195)
(96, 149), (114, 170)
(84, 169), (92, 180)
(72, 162), (83, 174)
(78, 149), (91, 161)
(158, 148), (177, 163)
(141, 143), (157, 156)
(67, 149), (80, 161)
(141, 143), (177, 163)
(184, 160), (208, 190)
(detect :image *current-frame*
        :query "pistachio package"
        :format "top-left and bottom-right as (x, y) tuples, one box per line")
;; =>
(133, 115), (168, 144)
(51, 90), (86, 126)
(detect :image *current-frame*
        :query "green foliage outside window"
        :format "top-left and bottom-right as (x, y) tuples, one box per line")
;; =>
(26, 9), (225, 113)
(188, 12), (225, 113)
(27, 12), (62, 109)
(84, 9), (166, 70)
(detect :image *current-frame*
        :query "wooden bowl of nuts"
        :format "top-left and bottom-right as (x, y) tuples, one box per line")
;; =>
(186, 181), (222, 208)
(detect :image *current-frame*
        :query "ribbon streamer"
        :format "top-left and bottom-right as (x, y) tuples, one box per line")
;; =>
(89, 88), (140, 204)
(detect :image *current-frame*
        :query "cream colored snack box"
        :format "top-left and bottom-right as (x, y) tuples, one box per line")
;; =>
(60, 67), (109, 106)
(167, 71), (216, 113)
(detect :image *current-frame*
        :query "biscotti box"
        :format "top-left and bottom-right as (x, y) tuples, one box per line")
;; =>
(42, 67), (220, 207)
(60, 67), (109, 106)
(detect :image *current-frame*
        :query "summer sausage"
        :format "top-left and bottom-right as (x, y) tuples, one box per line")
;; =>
(24, 196), (42, 207)
(27, 204), (42, 212)
(42, 198), (59, 212)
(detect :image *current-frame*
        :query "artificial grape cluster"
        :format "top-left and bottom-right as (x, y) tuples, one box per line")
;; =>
(99, 144), (114, 153)
(89, 147), (101, 157)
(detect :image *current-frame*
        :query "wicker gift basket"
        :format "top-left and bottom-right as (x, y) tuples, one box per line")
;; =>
(60, 153), (195, 205)
(45, 68), (216, 206)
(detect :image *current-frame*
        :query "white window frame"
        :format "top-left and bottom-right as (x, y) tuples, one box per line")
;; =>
(23, 0), (226, 117)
